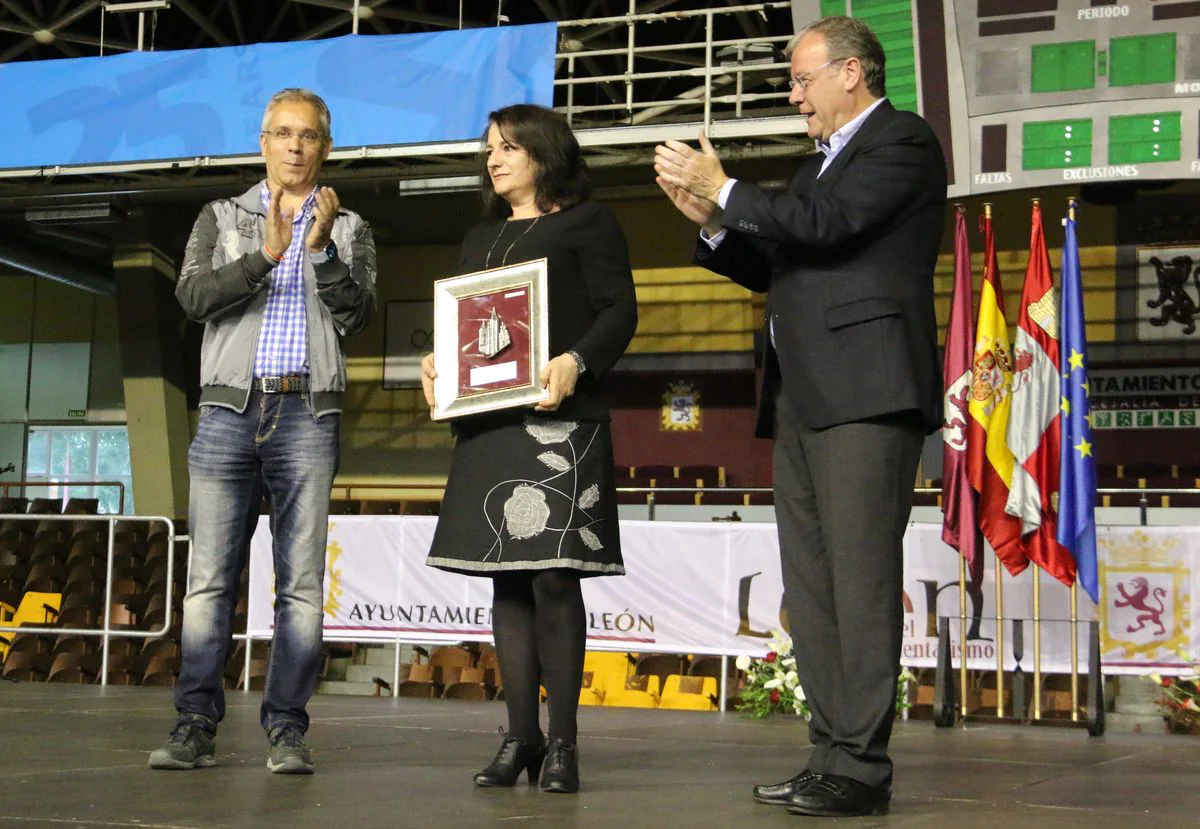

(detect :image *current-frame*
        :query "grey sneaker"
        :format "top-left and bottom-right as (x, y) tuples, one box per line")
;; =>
(266, 723), (314, 774)
(148, 717), (216, 770)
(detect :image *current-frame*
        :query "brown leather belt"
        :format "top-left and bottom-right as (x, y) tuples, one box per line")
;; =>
(254, 375), (310, 393)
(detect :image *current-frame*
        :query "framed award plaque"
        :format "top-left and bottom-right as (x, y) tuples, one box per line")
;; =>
(431, 258), (549, 420)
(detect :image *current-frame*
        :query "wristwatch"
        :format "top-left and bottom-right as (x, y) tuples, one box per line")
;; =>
(567, 349), (587, 375)
(309, 240), (337, 264)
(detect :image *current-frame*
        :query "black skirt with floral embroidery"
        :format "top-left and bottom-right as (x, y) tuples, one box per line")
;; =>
(426, 413), (625, 577)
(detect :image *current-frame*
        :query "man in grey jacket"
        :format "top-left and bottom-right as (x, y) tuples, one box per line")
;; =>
(149, 88), (376, 774)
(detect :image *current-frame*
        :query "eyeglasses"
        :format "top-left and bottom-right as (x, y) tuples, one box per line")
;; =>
(262, 127), (325, 145)
(787, 58), (846, 91)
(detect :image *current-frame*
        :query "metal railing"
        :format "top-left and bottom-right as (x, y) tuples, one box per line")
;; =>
(0, 513), (176, 685)
(1, 479), (127, 516)
(555, 2), (795, 130)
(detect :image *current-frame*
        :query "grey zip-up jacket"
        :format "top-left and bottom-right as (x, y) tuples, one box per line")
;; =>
(176, 181), (377, 415)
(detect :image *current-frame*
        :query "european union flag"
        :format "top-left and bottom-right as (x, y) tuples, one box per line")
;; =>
(1057, 208), (1098, 603)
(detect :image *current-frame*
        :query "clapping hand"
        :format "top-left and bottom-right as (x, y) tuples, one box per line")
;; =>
(306, 186), (340, 252)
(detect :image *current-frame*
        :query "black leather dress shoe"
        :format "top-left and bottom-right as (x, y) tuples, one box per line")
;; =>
(785, 773), (890, 817)
(752, 769), (820, 805)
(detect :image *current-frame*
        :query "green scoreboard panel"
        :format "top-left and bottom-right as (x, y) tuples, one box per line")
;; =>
(789, 1), (1200, 195)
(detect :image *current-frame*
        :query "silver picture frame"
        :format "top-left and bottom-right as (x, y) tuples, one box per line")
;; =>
(432, 258), (549, 420)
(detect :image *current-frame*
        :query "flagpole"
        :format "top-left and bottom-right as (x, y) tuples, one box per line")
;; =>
(955, 207), (970, 722)
(1028, 197), (1044, 724)
(983, 201), (1006, 718)
(1068, 195), (1081, 723)
(1033, 565), (1042, 720)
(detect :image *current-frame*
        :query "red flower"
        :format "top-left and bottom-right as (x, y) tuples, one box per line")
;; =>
(770, 690), (780, 704)
(765, 652), (777, 663)
(1162, 677), (1173, 687)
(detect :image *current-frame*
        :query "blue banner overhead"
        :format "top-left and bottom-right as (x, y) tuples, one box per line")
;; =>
(0, 23), (556, 170)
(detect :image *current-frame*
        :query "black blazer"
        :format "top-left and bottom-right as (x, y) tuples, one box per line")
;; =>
(696, 100), (947, 437)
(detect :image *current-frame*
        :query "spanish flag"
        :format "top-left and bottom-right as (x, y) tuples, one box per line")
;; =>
(966, 207), (1025, 576)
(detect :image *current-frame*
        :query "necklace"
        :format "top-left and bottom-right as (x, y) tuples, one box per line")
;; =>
(485, 215), (541, 269)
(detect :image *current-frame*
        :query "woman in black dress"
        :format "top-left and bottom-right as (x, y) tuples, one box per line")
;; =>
(420, 104), (637, 794)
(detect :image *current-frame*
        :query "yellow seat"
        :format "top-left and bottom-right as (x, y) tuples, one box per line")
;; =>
(659, 674), (718, 711)
(583, 650), (632, 699)
(578, 670), (604, 706)
(602, 674), (660, 708)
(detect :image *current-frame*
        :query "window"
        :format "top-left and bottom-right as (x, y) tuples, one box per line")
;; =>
(25, 427), (134, 514)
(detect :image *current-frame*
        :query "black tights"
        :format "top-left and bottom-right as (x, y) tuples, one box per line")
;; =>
(491, 569), (586, 745)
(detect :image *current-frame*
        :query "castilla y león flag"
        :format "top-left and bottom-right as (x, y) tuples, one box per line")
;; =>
(967, 209), (1026, 576)
(941, 207), (983, 586)
(1004, 201), (1075, 587)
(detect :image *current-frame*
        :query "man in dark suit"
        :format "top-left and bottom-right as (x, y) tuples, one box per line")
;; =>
(654, 16), (946, 818)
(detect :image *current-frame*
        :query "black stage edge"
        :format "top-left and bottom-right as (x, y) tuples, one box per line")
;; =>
(1, 684), (1196, 828)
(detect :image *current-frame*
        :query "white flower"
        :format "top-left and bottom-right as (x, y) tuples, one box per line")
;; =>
(763, 677), (783, 690)
(503, 485), (551, 539)
(735, 655), (752, 671)
(794, 683), (806, 701)
(784, 671), (799, 688)
(525, 419), (578, 445)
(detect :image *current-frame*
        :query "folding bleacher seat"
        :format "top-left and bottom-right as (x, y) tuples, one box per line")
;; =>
(442, 666), (489, 700)
(659, 674), (718, 711)
(0, 497), (28, 515)
(678, 464), (726, 488)
(688, 655), (743, 708)
(634, 653), (688, 696)
(396, 661), (437, 697)
(583, 651), (633, 695)
(106, 654), (144, 686)
(601, 674), (660, 708)
(2, 649), (51, 681)
(27, 498), (61, 515)
(578, 670), (604, 706)
(142, 650), (182, 686)
(1120, 463), (1172, 479)
(359, 500), (404, 515)
(614, 475), (655, 505)
(64, 498), (100, 515)
(630, 464), (676, 484)
(47, 652), (99, 683)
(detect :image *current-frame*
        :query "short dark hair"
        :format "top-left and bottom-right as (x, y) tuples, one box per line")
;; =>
(795, 16), (886, 98)
(479, 104), (592, 219)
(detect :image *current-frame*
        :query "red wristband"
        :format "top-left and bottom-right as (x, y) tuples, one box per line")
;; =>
(263, 243), (284, 263)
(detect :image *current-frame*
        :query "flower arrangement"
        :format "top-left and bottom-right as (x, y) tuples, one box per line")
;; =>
(1148, 670), (1200, 732)
(735, 629), (918, 720)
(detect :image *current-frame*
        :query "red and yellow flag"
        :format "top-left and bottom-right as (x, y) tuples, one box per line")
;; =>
(1004, 201), (1075, 587)
(966, 207), (1025, 576)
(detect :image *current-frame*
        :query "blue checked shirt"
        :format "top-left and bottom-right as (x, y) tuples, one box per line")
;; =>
(254, 183), (314, 378)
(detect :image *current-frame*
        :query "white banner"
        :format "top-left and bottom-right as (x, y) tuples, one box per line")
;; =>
(248, 519), (1200, 675)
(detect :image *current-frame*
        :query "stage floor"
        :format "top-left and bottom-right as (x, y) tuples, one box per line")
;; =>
(0, 684), (1195, 828)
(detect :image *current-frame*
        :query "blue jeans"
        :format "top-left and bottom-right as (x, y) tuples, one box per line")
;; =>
(175, 391), (338, 732)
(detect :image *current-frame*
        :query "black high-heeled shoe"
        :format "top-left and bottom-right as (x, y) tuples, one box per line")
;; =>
(473, 731), (546, 787)
(539, 737), (579, 794)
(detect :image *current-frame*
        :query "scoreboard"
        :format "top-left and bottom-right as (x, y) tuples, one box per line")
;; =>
(791, 0), (1200, 196)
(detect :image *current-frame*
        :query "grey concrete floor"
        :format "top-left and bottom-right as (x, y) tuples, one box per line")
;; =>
(0, 683), (1196, 828)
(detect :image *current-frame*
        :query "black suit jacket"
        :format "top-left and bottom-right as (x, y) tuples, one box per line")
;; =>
(697, 100), (947, 438)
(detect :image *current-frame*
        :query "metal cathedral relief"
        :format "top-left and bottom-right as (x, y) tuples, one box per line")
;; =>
(477, 307), (512, 358)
